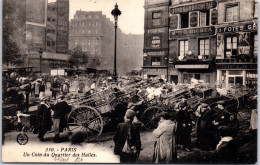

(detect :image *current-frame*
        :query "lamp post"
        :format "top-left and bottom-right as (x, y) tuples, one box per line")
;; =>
(111, 3), (121, 82)
(38, 48), (43, 75)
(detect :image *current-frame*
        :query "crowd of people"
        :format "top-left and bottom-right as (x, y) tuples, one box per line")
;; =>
(113, 86), (242, 164)
(3, 73), (257, 163)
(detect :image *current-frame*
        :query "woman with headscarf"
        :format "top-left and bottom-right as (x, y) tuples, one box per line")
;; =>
(153, 112), (177, 163)
(36, 96), (52, 141)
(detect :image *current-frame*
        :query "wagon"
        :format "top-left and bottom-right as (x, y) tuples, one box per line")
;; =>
(140, 86), (195, 130)
(66, 88), (127, 141)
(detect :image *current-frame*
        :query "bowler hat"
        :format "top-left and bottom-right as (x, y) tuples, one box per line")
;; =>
(125, 109), (136, 119)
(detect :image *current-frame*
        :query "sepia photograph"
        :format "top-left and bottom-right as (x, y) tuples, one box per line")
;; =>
(2, 0), (258, 163)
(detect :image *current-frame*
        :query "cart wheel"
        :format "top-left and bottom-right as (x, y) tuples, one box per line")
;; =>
(67, 106), (103, 141)
(22, 126), (28, 132)
(141, 106), (163, 130)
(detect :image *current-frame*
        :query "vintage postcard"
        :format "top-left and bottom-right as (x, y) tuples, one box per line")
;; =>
(2, 0), (258, 163)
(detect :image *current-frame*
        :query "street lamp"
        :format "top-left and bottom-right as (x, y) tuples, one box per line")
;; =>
(111, 3), (121, 82)
(38, 48), (43, 75)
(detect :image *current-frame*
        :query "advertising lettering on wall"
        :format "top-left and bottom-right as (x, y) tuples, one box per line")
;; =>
(151, 36), (161, 48)
(217, 23), (258, 33)
(56, 0), (69, 54)
(170, 27), (215, 38)
(147, 51), (167, 56)
(170, 1), (217, 14)
(238, 32), (250, 55)
(26, 0), (46, 25)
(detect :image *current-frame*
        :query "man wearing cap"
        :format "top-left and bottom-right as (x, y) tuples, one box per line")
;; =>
(36, 96), (52, 141)
(175, 101), (192, 152)
(212, 101), (239, 133)
(113, 109), (142, 163)
(52, 95), (71, 142)
(153, 112), (177, 163)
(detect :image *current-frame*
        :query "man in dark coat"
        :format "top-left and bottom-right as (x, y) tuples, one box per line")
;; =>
(212, 101), (239, 136)
(114, 109), (142, 163)
(196, 103), (218, 150)
(175, 101), (192, 152)
(52, 95), (71, 142)
(36, 96), (52, 141)
(51, 78), (59, 99)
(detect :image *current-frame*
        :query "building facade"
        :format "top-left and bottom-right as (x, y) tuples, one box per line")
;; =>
(3, 0), (70, 74)
(169, 0), (218, 86)
(143, 0), (258, 88)
(69, 11), (143, 75)
(215, 0), (258, 88)
(143, 0), (171, 81)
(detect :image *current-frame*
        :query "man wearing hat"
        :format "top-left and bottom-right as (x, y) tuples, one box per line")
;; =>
(175, 101), (192, 152)
(36, 96), (52, 141)
(153, 112), (177, 163)
(196, 103), (218, 150)
(113, 109), (142, 163)
(213, 101), (239, 131)
(52, 95), (71, 142)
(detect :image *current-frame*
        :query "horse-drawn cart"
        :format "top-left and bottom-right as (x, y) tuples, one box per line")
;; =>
(66, 88), (126, 141)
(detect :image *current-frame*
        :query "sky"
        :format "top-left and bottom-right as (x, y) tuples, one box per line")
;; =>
(49, 0), (145, 34)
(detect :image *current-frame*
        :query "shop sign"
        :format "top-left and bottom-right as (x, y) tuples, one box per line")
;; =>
(143, 68), (167, 74)
(217, 23), (258, 33)
(170, 27), (214, 38)
(56, 0), (69, 54)
(216, 64), (257, 70)
(152, 36), (161, 48)
(148, 28), (166, 34)
(175, 64), (209, 69)
(147, 51), (167, 56)
(170, 1), (217, 14)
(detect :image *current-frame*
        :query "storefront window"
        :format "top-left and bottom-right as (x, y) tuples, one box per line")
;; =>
(199, 38), (209, 59)
(226, 4), (238, 22)
(225, 36), (238, 58)
(179, 40), (189, 60)
(254, 34), (258, 58)
(200, 11), (210, 26)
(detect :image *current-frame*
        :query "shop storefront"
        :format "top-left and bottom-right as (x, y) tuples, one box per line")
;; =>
(216, 22), (258, 88)
(143, 67), (167, 81)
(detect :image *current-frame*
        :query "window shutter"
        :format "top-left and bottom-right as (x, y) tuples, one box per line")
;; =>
(170, 15), (178, 29)
(211, 9), (218, 25)
(190, 12), (198, 27)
